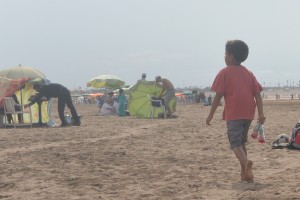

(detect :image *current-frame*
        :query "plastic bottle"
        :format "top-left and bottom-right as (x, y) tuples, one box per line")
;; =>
(257, 123), (266, 144)
(251, 123), (260, 139)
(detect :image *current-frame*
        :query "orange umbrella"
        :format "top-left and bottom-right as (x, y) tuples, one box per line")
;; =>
(89, 93), (103, 97)
(175, 93), (184, 97)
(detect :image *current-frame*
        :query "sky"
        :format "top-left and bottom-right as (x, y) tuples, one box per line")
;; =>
(1, 0), (300, 90)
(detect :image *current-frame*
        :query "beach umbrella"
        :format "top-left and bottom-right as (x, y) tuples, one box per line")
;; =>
(0, 65), (46, 84)
(89, 93), (103, 97)
(0, 65), (47, 105)
(87, 75), (125, 89)
(127, 81), (176, 118)
(182, 91), (193, 95)
(0, 77), (29, 108)
(175, 93), (184, 97)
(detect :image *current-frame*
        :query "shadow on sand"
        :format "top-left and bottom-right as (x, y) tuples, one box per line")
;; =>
(232, 181), (271, 191)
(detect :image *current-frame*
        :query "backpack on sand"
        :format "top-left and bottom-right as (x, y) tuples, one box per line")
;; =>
(287, 122), (300, 150)
(271, 134), (290, 149)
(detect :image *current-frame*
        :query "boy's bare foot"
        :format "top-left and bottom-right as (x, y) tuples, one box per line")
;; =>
(241, 166), (246, 181)
(245, 160), (254, 183)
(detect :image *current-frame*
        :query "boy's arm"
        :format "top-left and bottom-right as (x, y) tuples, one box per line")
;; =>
(254, 93), (265, 124)
(206, 92), (223, 125)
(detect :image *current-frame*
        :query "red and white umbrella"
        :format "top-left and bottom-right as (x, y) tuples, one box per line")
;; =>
(0, 77), (29, 108)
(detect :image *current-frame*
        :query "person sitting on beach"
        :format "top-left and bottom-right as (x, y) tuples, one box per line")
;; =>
(0, 93), (22, 124)
(206, 40), (265, 183)
(100, 99), (116, 116)
(106, 92), (115, 102)
(155, 75), (175, 117)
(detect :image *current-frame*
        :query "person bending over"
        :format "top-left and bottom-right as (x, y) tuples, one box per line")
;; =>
(25, 83), (81, 127)
(155, 76), (175, 117)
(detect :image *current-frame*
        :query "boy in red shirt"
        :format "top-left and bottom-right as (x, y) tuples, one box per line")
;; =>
(206, 40), (265, 183)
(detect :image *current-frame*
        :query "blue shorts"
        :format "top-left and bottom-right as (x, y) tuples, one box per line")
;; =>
(226, 120), (252, 149)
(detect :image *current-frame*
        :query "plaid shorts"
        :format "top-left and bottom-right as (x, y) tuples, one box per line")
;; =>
(164, 89), (175, 105)
(226, 119), (252, 149)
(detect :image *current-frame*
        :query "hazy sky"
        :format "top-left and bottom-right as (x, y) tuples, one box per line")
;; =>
(1, 0), (300, 90)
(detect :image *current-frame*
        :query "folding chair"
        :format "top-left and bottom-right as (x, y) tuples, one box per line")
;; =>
(3, 97), (33, 128)
(0, 114), (4, 127)
(147, 95), (166, 119)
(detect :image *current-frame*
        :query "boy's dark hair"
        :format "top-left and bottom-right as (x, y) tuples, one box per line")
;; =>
(225, 40), (249, 63)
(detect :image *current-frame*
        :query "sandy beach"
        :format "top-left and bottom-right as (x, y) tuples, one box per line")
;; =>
(1, 99), (300, 200)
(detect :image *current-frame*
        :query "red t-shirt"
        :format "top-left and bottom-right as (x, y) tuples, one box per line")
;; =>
(211, 65), (262, 121)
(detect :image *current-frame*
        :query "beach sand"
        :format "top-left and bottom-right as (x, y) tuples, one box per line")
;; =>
(1, 100), (300, 200)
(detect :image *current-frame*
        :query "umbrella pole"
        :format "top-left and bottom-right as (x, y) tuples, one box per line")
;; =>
(18, 84), (27, 124)
(20, 88), (24, 123)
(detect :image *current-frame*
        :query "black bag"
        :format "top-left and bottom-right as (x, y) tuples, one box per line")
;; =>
(150, 96), (164, 107)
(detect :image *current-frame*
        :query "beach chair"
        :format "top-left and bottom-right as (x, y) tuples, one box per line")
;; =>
(3, 97), (33, 128)
(0, 114), (4, 127)
(147, 95), (166, 119)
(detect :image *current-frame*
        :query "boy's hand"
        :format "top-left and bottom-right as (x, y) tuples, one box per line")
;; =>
(257, 115), (266, 124)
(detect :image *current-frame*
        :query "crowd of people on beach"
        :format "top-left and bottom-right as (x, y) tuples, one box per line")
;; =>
(1, 39), (272, 184)
(97, 90), (128, 117)
(71, 73), (179, 118)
